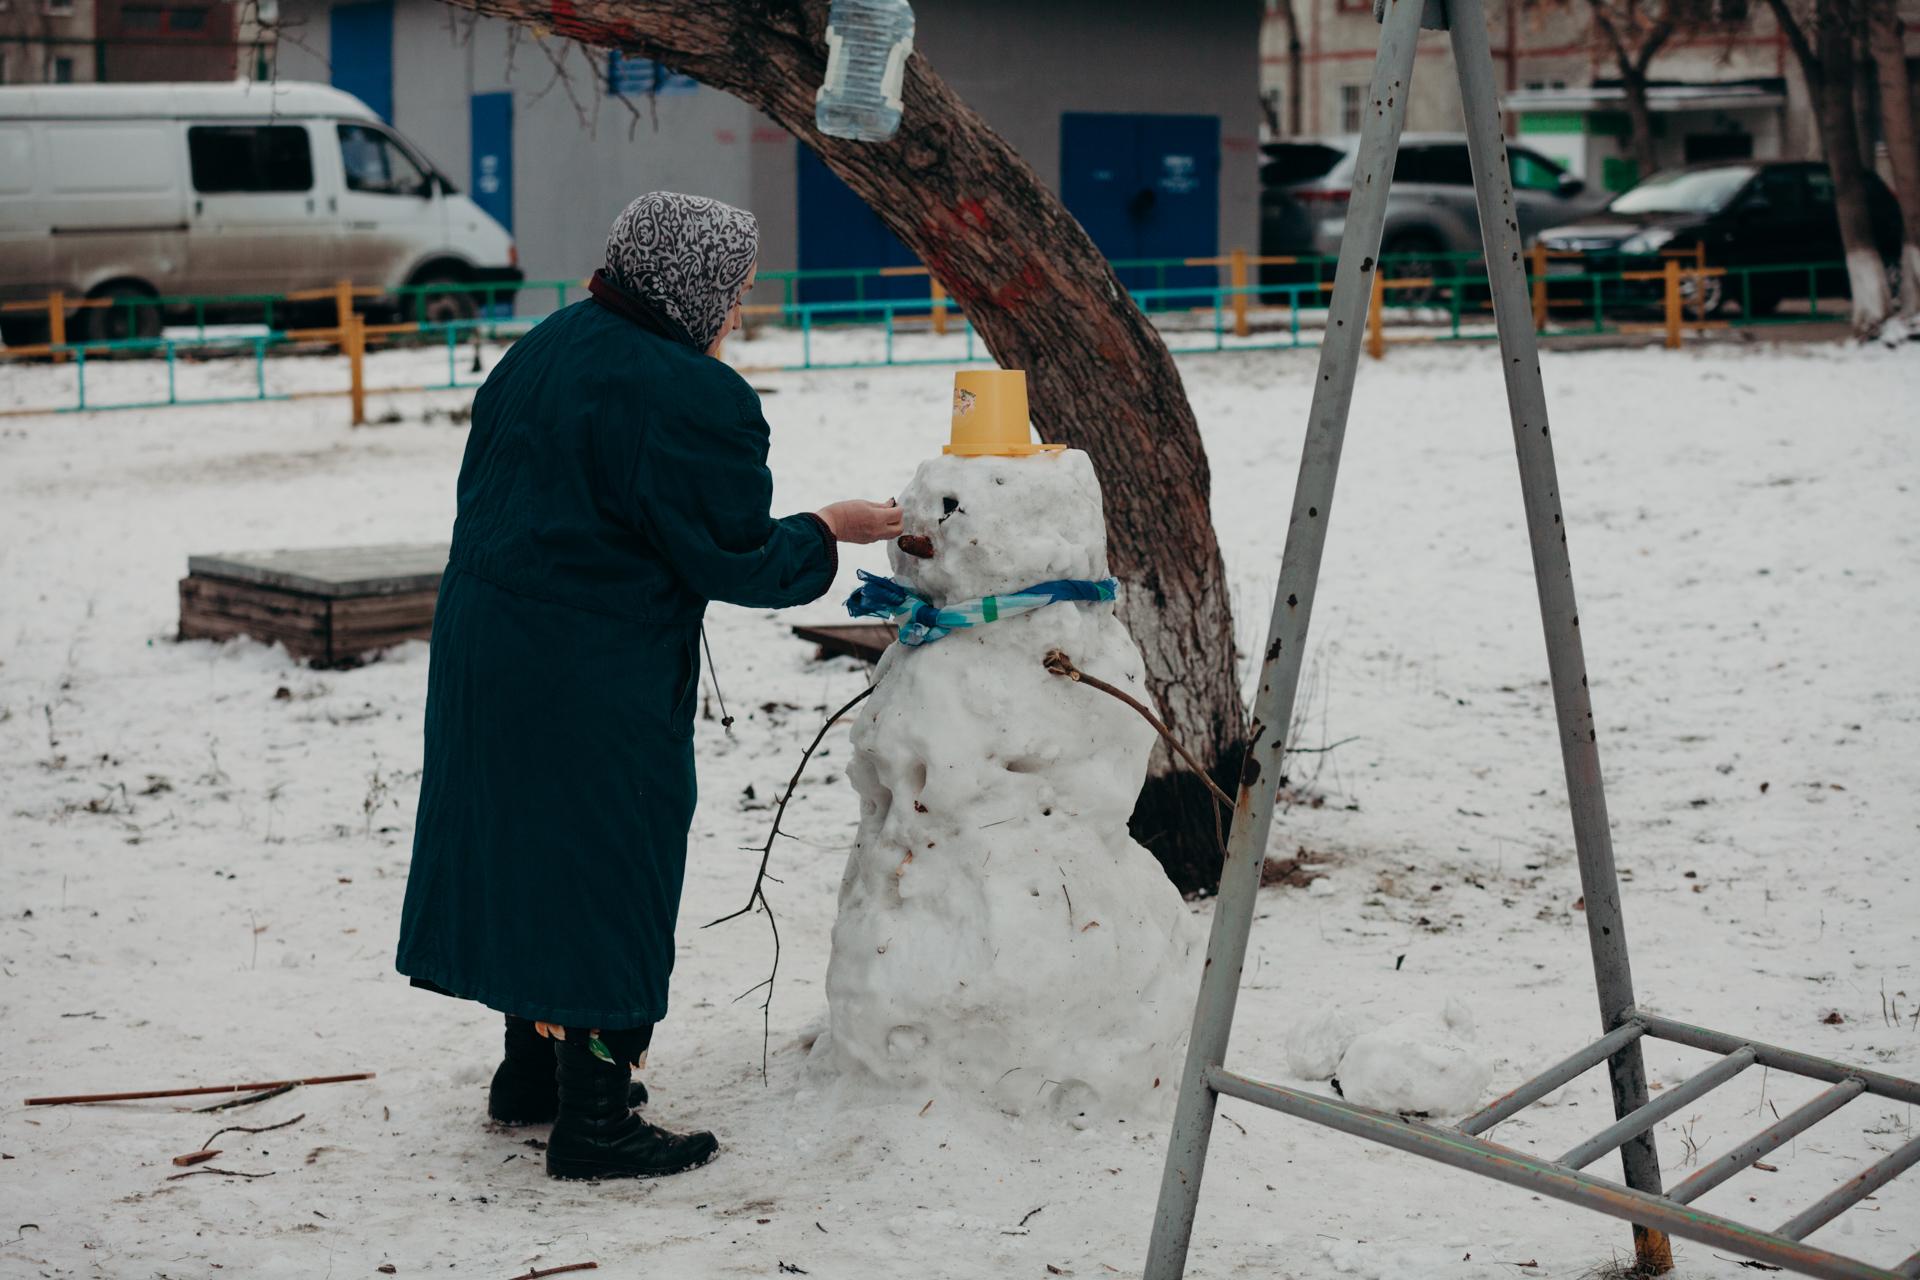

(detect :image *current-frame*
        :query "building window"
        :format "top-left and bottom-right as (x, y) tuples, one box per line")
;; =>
(52, 55), (75, 81)
(44, 0), (74, 14)
(170, 6), (208, 30)
(123, 5), (164, 29)
(1340, 83), (1363, 134)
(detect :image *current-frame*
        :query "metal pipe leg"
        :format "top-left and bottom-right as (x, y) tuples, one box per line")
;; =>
(1141, 1), (1430, 1275)
(1445, 0), (1670, 1268)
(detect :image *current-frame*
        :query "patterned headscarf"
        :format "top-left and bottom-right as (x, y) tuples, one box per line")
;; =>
(602, 192), (759, 353)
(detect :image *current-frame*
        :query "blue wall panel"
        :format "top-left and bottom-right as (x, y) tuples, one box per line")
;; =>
(469, 91), (513, 235)
(329, 0), (395, 123)
(1061, 112), (1219, 301)
(795, 144), (923, 313)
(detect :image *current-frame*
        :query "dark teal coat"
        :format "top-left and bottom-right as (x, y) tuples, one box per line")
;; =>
(395, 297), (835, 1029)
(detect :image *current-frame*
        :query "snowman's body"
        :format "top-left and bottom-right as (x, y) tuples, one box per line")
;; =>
(818, 449), (1197, 1123)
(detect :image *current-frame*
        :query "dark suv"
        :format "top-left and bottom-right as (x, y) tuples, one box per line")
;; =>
(1534, 160), (1904, 315)
(1260, 133), (1610, 297)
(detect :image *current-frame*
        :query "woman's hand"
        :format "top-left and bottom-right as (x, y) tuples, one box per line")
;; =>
(816, 499), (904, 545)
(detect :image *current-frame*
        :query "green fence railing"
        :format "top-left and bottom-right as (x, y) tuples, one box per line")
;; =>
(0, 256), (1858, 419)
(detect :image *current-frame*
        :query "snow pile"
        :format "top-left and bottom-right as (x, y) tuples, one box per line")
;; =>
(1335, 997), (1493, 1118)
(1285, 1005), (1366, 1079)
(817, 449), (1198, 1123)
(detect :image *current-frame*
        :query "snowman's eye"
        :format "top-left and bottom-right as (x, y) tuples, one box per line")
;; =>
(941, 496), (960, 514)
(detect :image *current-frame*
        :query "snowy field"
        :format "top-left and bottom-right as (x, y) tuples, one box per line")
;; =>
(2, 332), (1916, 1279)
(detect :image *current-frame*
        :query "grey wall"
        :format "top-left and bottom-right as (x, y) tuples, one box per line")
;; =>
(277, 0), (766, 287)
(273, 0), (1261, 287)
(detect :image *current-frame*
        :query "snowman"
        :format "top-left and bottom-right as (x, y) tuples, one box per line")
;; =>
(814, 370), (1198, 1125)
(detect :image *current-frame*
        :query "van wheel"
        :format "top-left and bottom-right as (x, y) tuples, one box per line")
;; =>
(410, 274), (479, 328)
(83, 285), (163, 345)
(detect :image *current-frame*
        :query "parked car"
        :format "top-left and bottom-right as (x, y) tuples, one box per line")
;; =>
(0, 80), (522, 346)
(1533, 160), (1904, 316)
(1259, 133), (1610, 300)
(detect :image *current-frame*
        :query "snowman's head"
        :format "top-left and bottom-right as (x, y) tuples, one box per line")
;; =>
(888, 448), (1109, 603)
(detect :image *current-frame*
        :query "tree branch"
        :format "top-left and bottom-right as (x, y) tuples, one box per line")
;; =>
(1762, 0), (1819, 84)
(704, 680), (877, 1084)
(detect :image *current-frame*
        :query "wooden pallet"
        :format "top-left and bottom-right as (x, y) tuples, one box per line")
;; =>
(178, 543), (447, 668)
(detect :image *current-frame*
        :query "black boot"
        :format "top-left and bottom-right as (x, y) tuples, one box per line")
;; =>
(546, 1032), (718, 1180)
(488, 1015), (646, 1125)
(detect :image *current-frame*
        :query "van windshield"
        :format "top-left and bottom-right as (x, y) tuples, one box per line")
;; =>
(1610, 166), (1755, 215)
(338, 123), (431, 197)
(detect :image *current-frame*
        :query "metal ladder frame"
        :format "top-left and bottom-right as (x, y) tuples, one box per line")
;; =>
(1141, 0), (1920, 1275)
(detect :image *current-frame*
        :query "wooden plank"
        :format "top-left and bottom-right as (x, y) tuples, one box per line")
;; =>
(179, 575), (332, 661)
(790, 622), (894, 665)
(179, 575), (437, 665)
(187, 543), (447, 599)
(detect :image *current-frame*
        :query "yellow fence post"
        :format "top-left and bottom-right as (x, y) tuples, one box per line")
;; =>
(931, 278), (948, 336)
(334, 279), (354, 337)
(1530, 244), (1548, 331)
(347, 314), (367, 426)
(1663, 258), (1682, 350)
(1230, 247), (1250, 338)
(1367, 270), (1386, 360)
(48, 291), (68, 364)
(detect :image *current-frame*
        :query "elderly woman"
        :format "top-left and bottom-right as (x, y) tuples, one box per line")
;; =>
(396, 192), (900, 1181)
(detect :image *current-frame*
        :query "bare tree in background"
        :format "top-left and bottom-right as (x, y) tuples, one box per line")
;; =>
(1274, 0), (1305, 135)
(1866, 0), (1920, 315)
(437, 0), (1249, 892)
(1762, 0), (1894, 334)
(1583, 0), (1688, 180)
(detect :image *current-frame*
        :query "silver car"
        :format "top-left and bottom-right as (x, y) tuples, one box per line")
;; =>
(1260, 133), (1612, 299)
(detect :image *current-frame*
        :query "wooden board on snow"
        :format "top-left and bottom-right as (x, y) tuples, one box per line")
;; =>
(179, 543), (448, 668)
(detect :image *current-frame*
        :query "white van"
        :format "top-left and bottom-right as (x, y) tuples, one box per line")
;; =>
(0, 80), (520, 345)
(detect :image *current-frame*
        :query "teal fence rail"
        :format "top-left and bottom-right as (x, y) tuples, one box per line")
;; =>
(0, 255), (1857, 418)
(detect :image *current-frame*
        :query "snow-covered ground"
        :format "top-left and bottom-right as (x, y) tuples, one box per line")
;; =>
(2, 333), (1916, 1279)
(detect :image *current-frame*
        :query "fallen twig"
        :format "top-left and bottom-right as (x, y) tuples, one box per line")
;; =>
(704, 682), (877, 1085)
(509, 1263), (598, 1280)
(164, 1166), (276, 1181)
(200, 1112), (305, 1151)
(195, 1083), (298, 1113)
(171, 1149), (221, 1167)
(25, 1073), (373, 1107)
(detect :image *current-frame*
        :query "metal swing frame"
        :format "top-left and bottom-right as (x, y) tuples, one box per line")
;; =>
(1141, 0), (1920, 1276)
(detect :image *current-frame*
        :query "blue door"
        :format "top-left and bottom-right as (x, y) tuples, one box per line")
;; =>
(1061, 112), (1219, 307)
(796, 144), (924, 318)
(469, 92), (513, 233)
(330, 1), (394, 123)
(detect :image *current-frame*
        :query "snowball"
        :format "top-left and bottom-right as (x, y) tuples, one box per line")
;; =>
(821, 450), (1197, 1120)
(1336, 998), (1493, 1117)
(1285, 1006), (1364, 1080)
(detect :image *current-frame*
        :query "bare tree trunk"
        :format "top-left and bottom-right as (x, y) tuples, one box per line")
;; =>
(447, 0), (1246, 890)
(1850, 25), (1878, 170)
(1588, 2), (1673, 180)
(1813, 0), (1893, 331)
(1621, 74), (1661, 178)
(1868, 0), (1920, 315)
(1282, 0), (1305, 135)
(1765, 0), (1892, 334)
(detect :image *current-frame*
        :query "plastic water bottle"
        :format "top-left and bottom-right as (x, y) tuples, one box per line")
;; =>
(815, 0), (916, 143)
